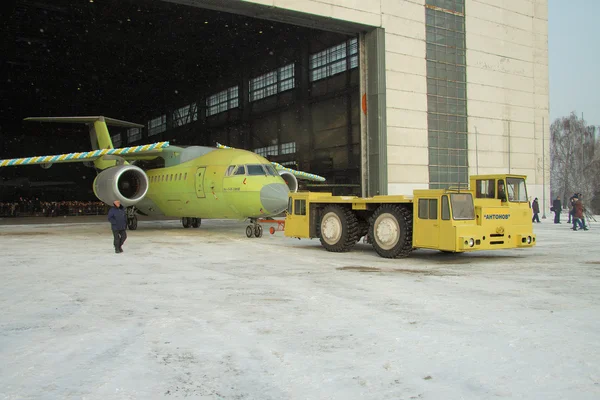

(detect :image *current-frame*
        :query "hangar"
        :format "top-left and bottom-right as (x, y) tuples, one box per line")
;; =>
(0, 0), (550, 206)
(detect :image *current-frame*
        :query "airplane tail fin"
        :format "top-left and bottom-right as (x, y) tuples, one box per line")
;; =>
(24, 116), (144, 170)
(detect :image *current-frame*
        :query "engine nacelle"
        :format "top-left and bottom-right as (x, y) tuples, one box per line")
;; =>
(279, 170), (298, 192)
(93, 165), (149, 207)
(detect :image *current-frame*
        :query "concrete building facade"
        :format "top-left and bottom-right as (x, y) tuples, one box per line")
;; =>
(240, 0), (550, 205)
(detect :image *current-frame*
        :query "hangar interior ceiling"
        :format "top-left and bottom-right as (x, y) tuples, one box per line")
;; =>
(0, 0), (362, 200)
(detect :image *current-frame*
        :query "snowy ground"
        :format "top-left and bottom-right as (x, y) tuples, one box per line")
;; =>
(0, 214), (599, 400)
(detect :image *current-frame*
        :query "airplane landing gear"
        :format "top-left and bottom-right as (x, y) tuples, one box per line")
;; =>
(126, 207), (138, 230)
(182, 217), (201, 228)
(246, 219), (263, 238)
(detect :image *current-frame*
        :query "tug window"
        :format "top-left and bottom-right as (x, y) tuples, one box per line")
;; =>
(294, 199), (306, 215)
(441, 195), (450, 220)
(475, 179), (495, 199)
(418, 199), (438, 220)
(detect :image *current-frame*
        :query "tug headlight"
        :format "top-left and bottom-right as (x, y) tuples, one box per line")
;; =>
(468, 238), (475, 247)
(526, 236), (532, 244)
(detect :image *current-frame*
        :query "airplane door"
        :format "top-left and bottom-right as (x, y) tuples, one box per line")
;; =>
(195, 167), (206, 198)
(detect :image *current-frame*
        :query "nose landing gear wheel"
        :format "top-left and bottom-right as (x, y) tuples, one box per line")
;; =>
(182, 217), (191, 228)
(254, 224), (263, 238)
(246, 225), (254, 238)
(127, 216), (138, 230)
(191, 218), (201, 228)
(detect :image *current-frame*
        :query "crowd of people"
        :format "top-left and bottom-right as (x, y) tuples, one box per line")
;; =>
(0, 199), (110, 217)
(549, 192), (590, 231)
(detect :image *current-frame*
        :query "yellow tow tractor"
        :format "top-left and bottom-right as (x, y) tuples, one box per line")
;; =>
(284, 174), (536, 258)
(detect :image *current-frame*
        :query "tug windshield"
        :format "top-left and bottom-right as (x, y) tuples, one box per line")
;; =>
(451, 193), (475, 220)
(506, 177), (528, 202)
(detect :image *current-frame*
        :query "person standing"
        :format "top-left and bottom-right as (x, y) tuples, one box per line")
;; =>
(552, 196), (562, 224)
(568, 193), (577, 223)
(572, 196), (589, 231)
(532, 198), (540, 223)
(108, 200), (127, 253)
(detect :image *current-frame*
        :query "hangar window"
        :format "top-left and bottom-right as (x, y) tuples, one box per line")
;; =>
(127, 127), (142, 143)
(281, 142), (296, 155)
(206, 86), (239, 117)
(255, 144), (278, 157)
(112, 134), (122, 148)
(310, 38), (358, 82)
(173, 103), (198, 126)
(148, 115), (167, 136)
(249, 63), (295, 102)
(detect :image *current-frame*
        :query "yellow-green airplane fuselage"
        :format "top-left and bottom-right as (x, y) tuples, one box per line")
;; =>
(136, 148), (289, 219)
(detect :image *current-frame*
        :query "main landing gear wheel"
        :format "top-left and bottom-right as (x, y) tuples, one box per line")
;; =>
(245, 219), (263, 238)
(182, 217), (191, 228)
(127, 216), (138, 230)
(126, 207), (138, 230)
(317, 205), (359, 252)
(369, 204), (413, 258)
(191, 218), (201, 228)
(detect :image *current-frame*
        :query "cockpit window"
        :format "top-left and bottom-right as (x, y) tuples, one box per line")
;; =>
(225, 165), (236, 176)
(233, 165), (246, 175)
(246, 164), (267, 176)
(265, 164), (278, 176)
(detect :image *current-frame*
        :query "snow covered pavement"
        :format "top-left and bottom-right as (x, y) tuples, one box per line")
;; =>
(0, 217), (599, 399)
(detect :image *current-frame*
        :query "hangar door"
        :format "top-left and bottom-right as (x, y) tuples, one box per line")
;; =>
(159, 0), (387, 196)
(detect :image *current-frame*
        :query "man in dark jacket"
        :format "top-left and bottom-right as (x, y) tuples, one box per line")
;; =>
(552, 196), (562, 224)
(107, 200), (127, 253)
(532, 198), (540, 223)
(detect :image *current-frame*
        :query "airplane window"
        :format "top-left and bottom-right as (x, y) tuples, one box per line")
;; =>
(265, 164), (278, 176)
(226, 165), (236, 176)
(184, 173), (187, 180)
(179, 173), (182, 180)
(247, 164), (266, 176)
(234, 165), (246, 175)
(170, 174), (173, 181)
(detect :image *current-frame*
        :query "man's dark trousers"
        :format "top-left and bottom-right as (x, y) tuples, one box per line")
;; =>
(113, 229), (127, 251)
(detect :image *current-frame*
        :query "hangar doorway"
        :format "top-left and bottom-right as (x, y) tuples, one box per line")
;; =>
(162, 0), (388, 196)
(2, 0), (386, 197)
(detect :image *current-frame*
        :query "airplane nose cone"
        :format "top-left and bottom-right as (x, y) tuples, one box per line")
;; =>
(260, 183), (289, 215)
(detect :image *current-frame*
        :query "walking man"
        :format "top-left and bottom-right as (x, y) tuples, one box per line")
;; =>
(552, 196), (562, 224)
(532, 197), (540, 223)
(572, 195), (589, 231)
(108, 200), (127, 253)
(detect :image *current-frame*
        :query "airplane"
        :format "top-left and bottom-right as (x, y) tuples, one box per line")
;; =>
(0, 116), (325, 237)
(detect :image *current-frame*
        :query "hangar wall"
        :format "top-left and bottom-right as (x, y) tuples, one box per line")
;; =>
(242, 0), (550, 202)
(464, 0), (550, 208)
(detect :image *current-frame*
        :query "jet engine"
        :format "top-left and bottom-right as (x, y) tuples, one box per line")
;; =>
(93, 165), (149, 207)
(279, 170), (298, 192)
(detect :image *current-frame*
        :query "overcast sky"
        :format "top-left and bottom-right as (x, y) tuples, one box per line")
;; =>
(548, 0), (599, 126)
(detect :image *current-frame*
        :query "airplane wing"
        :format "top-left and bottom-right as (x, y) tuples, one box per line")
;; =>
(215, 142), (326, 182)
(0, 142), (170, 168)
(271, 162), (326, 182)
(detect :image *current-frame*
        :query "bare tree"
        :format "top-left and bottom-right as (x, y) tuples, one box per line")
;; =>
(550, 112), (599, 210)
